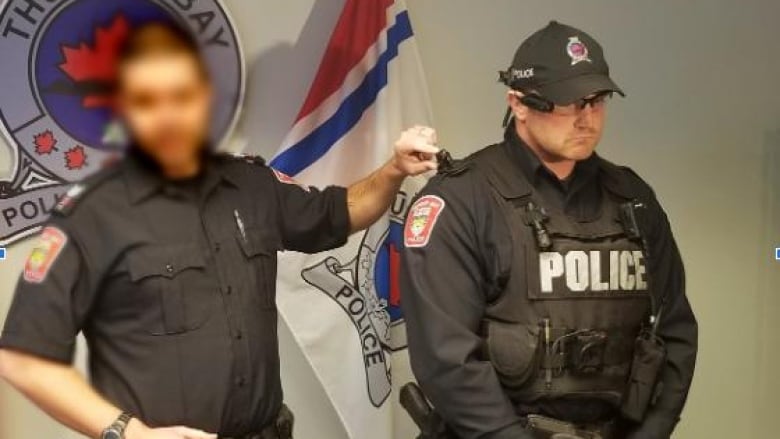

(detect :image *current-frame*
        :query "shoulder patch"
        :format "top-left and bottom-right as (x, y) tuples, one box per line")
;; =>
(271, 168), (310, 192)
(404, 195), (446, 248)
(24, 226), (67, 284)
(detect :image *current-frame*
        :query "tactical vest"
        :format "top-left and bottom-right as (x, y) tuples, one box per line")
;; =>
(469, 144), (652, 407)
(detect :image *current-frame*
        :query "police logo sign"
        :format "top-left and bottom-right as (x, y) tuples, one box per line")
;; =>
(0, 0), (244, 245)
(302, 189), (413, 407)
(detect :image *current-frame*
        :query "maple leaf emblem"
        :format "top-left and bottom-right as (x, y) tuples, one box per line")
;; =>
(65, 146), (88, 170)
(53, 15), (130, 108)
(33, 131), (58, 155)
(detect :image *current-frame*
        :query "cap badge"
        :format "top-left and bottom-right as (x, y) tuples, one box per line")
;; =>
(566, 36), (592, 65)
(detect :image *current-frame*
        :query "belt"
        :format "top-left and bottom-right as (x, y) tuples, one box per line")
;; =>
(522, 414), (620, 439)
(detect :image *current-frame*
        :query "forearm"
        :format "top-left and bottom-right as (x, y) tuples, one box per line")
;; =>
(346, 159), (405, 232)
(629, 204), (698, 438)
(410, 333), (528, 439)
(627, 318), (697, 438)
(0, 348), (123, 438)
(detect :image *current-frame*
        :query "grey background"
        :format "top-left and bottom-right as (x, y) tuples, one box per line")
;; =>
(1, 1), (779, 438)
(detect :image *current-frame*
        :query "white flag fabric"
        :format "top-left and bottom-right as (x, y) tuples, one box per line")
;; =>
(270, 1), (432, 438)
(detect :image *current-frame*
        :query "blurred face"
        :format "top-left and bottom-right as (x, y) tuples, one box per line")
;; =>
(509, 90), (608, 162)
(117, 53), (212, 174)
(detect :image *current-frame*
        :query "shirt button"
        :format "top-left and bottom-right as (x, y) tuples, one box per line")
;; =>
(223, 286), (232, 295)
(214, 242), (221, 252)
(235, 331), (243, 340)
(236, 376), (246, 387)
(166, 264), (174, 273)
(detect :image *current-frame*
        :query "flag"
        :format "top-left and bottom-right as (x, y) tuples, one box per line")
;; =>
(270, 1), (433, 438)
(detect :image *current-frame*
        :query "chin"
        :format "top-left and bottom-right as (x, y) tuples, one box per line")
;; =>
(151, 148), (194, 167)
(575, 150), (595, 161)
(564, 141), (597, 161)
(562, 147), (594, 162)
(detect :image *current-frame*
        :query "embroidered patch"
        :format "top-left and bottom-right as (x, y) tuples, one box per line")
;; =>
(24, 226), (67, 284)
(404, 195), (446, 248)
(272, 168), (310, 192)
(566, 36), (592, 65)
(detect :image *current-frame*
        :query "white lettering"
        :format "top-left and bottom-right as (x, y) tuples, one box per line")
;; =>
(619, 251), (636, 290)
(538, 249), (648, 294)
(590, 251), (609, 291)
(539, 252), (564, 293)
(633, 250), (648, 290)
(516, 67), (534, 79)
(609, 250), (620, 290)
(565, 251), (589, 292)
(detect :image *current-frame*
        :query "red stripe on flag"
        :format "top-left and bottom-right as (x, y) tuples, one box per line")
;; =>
(295, 0), (394, 121)
(389, 242), (401, 307)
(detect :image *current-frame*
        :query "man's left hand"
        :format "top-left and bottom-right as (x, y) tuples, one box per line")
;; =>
(390, 125), (440, 177)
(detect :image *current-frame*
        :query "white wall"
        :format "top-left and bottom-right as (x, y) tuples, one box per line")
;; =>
(2, 1), (779, 438)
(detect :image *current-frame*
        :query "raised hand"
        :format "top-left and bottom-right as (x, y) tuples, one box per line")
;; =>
(391, 125), (440, 176)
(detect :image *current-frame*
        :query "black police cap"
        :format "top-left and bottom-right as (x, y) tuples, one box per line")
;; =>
(500, 21), (625, 105)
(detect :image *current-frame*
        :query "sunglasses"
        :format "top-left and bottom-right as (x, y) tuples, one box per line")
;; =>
(518, 91), (614, 115)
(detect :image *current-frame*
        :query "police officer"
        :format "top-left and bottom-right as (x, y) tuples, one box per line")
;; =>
(0, 23), (438, 439)
(400, 21), (697, 439)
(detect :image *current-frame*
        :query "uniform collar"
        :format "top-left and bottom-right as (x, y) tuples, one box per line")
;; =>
(503, 124), (601, 192)
(123, 146), (238, 204)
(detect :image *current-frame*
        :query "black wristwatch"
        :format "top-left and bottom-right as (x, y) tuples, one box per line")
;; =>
(101, 412), (133, 439)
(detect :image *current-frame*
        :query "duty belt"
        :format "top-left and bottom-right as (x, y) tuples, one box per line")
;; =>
(523, 414), (619, 439)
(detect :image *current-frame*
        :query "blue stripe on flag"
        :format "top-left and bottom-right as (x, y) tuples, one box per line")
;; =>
(271, 12), (414, 175)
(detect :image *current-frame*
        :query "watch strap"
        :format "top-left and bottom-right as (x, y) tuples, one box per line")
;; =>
(115, 412), (132, 431)
(103, 412), (133, 439)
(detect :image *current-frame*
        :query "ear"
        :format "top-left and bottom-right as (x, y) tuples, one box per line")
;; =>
(506, 90), (530, 123)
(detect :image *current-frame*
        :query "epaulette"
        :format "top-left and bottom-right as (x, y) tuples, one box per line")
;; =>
(436, 149), (472, 177)
(53, 165), (121, 216)
(438, 159), (472, 177)
(224, 152), (267, 167)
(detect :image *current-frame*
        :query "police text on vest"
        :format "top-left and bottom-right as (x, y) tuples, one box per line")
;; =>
(539, 250), (647, 293)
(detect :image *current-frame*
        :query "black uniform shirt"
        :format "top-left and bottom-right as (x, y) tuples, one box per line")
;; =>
(401, 129), (697, 439)
(510, 135), (602, 219)
(0, 150), (350, 436)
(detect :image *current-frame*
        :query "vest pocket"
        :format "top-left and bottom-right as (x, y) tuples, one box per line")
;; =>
(126, 244), (214, 335)
(236, 226), (278, 309)
(481, 320), (541, 389)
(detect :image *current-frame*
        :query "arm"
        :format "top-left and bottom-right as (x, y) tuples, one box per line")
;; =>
(0, 350), (215, 439)
(347, 126), (439, 232)
(0, 349), (125, 438)
(0, 224), (214, 439)
(400, 183), (531, 439)
(628, 198), (698, 439)
(273, 126), (438, 253)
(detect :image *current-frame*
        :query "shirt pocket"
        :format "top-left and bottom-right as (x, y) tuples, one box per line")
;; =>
(236, 226), (278, 309)
(126, 244), (216, 335)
